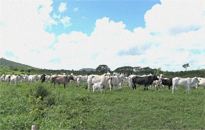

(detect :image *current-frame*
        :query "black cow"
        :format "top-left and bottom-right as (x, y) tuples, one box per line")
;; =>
(40, 74), (46, 83)
(132, 75), (159, 90)
(162, 78), (172, 90)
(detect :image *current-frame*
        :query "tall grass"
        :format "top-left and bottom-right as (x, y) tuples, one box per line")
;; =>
(0, 81), (204, 129)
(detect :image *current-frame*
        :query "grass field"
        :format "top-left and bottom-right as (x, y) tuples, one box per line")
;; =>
(0, 81), (204, 129)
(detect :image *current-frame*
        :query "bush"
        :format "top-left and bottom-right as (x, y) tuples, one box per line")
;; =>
(34, 83), (50, 100)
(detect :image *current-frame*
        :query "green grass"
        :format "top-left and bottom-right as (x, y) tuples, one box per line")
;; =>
(0, 81), (204, 129)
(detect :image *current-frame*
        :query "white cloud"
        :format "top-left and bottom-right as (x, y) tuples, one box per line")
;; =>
(58, 2), (67, 13)
(73, 8), (78, 12)
(144, 0), (204, 35)
(0, 0), (56, 68)
(0, 0), (204, 72)
(60, 16), (72, 28)
(52, 13), (61, 19)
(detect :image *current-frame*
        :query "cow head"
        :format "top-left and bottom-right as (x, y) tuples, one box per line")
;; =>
(153, 75), (159, 80)
(193, 77), (200, 84)
(41, 74), (46, 83)
(70, 75), (74, 80)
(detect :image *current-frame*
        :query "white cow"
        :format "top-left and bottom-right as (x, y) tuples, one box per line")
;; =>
(1, 74), (11, 83)
(77, 75), (88, 87)
(35, 75), (41, 81)
(10, 75), (23, 85)
(128, 75), (137, 89)
(92, 77), (111, 93)
(22, 75), (29, 83)
(1, 74), (11, 84)
(45, 75), (51, 82)
(172, 77), (199, 93)
(109, 75), (125, 91)
(28, 74), (38, 83)
(196, 77), (205, 90)
(87, 74), (110, 92)
(0, 74), (5, 83)
(69, 73), (77, 84)
(119, 77), (128, 88)
(151, 74), (164, 89)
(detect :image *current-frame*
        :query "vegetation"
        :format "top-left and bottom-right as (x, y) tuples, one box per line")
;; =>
(96, 64), (111, 73)
(0, 81), (204, 129)
(1, 58), (205, 78)
(0, 58), (38, 70)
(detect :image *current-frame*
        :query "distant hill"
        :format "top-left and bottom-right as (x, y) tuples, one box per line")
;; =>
(78, 68), (96, 72)
(0, 58), (38, 70)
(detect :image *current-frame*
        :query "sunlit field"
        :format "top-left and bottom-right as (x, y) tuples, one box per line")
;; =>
(0, 81), (204, 129)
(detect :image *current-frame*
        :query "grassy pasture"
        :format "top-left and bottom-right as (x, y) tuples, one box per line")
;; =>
(0, 81), (204, 129)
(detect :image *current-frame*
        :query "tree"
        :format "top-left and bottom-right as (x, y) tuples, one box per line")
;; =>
(182, 63), (190, 71)
(96, 64), (111, 73)
(154, 68), (162, 75)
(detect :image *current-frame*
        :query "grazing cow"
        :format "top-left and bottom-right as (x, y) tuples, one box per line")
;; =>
(50, 75), (74, 88)
(132, 75), (159, 90)
(40, 74), (46, 83)
(87, 74), (110, 92)
(162, 78), (172, 90)
(172, 77), (199, 94)
(77, 75), (88, 87)
(10, 75), (23, 85)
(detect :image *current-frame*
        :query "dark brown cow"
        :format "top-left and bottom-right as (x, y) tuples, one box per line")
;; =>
(50, 75), (74, 88)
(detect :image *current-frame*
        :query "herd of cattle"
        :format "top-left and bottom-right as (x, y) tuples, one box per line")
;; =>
(1, 73), (205, 93)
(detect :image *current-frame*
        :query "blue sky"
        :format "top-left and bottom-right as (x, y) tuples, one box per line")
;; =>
(0, 0), (205, 71)
(48, 0), (161, 36)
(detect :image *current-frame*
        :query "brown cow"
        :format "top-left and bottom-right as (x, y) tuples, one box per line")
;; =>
(50, 75), (74, 88)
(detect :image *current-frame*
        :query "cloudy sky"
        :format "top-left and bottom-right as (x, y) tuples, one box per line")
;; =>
(0, 0), (205, 71)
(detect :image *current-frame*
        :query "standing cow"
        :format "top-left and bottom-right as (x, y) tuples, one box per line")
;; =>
(132, 75), (159, 90)
(77, 75), (88, 87)
(40, 74), (47, 83)
(50, 75), (74, 88)
(162, 78), (172, 90)
(10, 75), (23, 85)
(87, 74), (110, 92)
(172, 77), (199, 94)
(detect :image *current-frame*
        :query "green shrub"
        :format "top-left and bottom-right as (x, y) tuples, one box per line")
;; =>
(34, 83), (50, 100)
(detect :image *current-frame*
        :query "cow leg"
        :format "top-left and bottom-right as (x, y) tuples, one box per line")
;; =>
(109, 84), (112, 91)
(143, 85), (146, 90)
(88, 83), (91, 92)
(187, 85), (190, 94)
(195, 83), (198, 91)
(172, 85), (176, 93)
(104, 85), (108, 93)
(134, 84), (137, 89)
